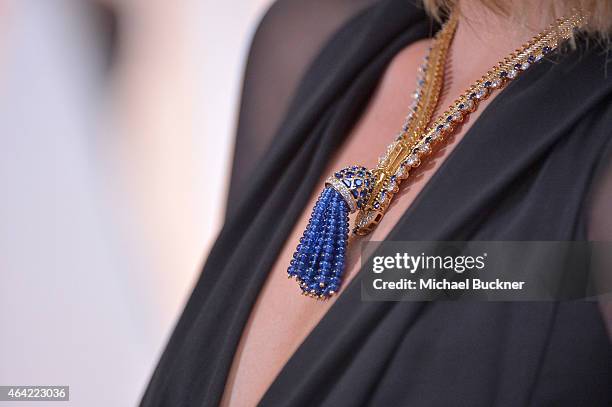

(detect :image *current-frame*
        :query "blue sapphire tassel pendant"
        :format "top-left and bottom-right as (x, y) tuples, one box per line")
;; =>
(287, 166), (374, 299)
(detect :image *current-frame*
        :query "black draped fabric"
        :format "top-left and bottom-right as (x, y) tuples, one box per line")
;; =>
(225, 0), (382, 219)
(142, 0), (612, 406)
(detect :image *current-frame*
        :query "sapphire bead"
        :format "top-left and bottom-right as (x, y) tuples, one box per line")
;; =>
(287, 187), (351, 298)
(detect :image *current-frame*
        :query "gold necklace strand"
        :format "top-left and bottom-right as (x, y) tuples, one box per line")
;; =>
(354, 11), (587, 235)
(365, 13), (458, 234)
(405, 13), (458, 141)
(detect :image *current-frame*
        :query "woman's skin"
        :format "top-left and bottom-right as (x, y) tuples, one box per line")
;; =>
(221, 2), (548, 406)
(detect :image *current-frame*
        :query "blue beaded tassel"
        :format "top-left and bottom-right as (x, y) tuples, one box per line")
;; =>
(288, 166), (374, 299)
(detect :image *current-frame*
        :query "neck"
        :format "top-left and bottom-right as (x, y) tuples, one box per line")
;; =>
(450, 1), (549, 87)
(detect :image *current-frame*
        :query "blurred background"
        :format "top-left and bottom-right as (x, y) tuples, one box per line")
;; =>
(0, 0), (273, 405)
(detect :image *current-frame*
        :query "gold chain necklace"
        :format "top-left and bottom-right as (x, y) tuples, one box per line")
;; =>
(288, 10), (587, 299)
(354, 12), (458, 234)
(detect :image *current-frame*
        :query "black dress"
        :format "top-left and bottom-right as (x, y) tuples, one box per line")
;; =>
(141, 1), (612, 405)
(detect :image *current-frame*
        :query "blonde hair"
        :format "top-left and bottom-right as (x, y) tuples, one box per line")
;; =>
(423, 0), (612, 37)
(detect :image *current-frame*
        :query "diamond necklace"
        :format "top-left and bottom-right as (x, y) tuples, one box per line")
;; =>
(287, 10), (587, 299)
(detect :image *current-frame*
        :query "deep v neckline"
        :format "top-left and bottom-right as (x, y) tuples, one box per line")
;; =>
(255, 47), (609, 406)
(224, 9), (568, 407)
(253, 35), (549, 407)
